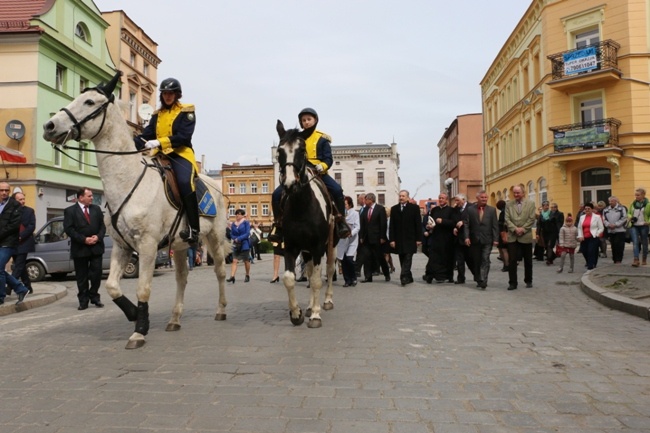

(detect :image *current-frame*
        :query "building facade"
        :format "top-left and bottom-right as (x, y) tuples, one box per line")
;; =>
(481, 0), (650, 213)
(102, 10), (160, 132)
(437, 114), (484, 200)
(0, 0), (115, 225)
(221, 163), (275, 228)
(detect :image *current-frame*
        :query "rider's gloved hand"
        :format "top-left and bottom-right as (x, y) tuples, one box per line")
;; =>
(315, 164), (324, 173)
(144, 139), (161, 149)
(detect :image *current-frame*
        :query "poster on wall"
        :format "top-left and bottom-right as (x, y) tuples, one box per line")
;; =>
(563, 46), (598, 75)
(553, 125), (610, 150)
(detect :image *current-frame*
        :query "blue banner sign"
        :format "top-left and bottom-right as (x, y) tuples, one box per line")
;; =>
(563, 46), (598, 75)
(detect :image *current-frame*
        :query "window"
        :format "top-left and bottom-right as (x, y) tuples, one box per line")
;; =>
(262, 182), (269, 193)
(228, 183), (235, 194)
(378, 160), (384, 165)
(262, 204), (269, 216)
(130, 51), (136, 67)
(143, 63), (149, 77)
(239, 205), (246, 214)
(378, 194), (385, 205)
(580, 98), (603, 123)
(228, 204), (235, 217)
(55, 64), (65, 92)
(575, 28), (599, 48)
(78, 143), (86, 172)
(356, 172), (364, 186)
(54, 139), (61, 166)
(129, 92), (137, 123)
(334, 172), (341, 184)
(75, 23), (89, 43)
(357, 161), (363, 165)
(378, 172), (385, 186)
(251, 204), (258, 217)
(538, 178), (547, 204)
(79, 77), (88, 93)
(527, 181), (535, 203)
(251, 182), (258, 194)
(239, 183), (246, 194)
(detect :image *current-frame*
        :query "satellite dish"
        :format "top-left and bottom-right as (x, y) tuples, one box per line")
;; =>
(138, 104), (154, 121)
(5, 120), (25, 141)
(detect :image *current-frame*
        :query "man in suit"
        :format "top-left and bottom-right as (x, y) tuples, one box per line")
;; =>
(10, 192), (36, 295)
(452, 194), (473, 285)
(389, 190), (422, 286)
(354, 193), (367, 277)
(359, 192), (390, 282)
(64, 187), (106, 310)
(504, 184), (537, 290)
(463, 190), (499, 289)
(0, 182), (29, 306)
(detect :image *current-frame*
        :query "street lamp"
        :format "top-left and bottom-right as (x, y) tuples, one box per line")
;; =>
(444, 177), (454, 197)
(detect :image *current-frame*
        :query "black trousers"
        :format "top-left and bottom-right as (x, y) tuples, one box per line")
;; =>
(10, 252), (32, 292)
(507, 241), (532, 287)
(364, 243), (389, 279)
(397, 253), (414, 282)
(609, 232), (626, 263)
(74, 255), (103, 306)
(455, 244), (474, 282)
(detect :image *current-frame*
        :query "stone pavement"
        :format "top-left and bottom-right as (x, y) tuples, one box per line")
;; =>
(1, 251), (649, 433)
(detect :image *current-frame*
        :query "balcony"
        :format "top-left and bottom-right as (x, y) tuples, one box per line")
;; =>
(547, 40), (621, 92)
(550, 118), (621, 153)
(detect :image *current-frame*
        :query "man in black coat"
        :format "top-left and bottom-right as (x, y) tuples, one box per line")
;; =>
(452, 193), (474, 284)
(359, 192), (390, 283)
(423, 193), (456, 283)
(10, 192), (36, 295)
(0, 182), (29, 305)
(64, 187), (106, 310)
(463, 190), (499, 289)
(389, 190), (422, 286)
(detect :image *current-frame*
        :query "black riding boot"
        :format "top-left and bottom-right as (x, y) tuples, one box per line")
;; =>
(334, 196), (351, 238)
(268, 196), (284, 244)
(180, 193), (200, 243)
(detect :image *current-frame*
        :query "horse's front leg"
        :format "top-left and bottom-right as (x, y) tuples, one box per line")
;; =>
(106, 246), (138, 322)
(282, 254), (303, 326)
(305, 260), (316, 317)
(307, 262), (323, 328)
(124, 243), (157, 350)
(165, 247), (189, 332)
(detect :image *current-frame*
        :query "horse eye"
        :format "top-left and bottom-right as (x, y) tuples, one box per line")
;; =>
(84, 99), (95, 106)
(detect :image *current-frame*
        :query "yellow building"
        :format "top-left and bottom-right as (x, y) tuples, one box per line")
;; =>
(481, 0), (650, 214)
(221, 163), (275, 230)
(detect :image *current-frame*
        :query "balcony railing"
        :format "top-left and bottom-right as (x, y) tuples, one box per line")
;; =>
(550, 118), (621, 152)
(547, 40), (621, 81)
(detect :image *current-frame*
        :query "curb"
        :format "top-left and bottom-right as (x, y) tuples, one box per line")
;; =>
(0, 283), (68, 317)
(580, 269), (650, 321)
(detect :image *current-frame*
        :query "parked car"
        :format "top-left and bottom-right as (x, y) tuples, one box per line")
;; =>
(25, 217), (167, 282)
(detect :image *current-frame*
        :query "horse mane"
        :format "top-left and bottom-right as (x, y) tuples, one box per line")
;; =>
(280, 128), (303, 145)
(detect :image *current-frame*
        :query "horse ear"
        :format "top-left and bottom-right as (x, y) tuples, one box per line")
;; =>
(96, 71), (123, 102)
(276, 120), (286, 138)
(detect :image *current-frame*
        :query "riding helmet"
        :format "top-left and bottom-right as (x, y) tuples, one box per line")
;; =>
(160, 78), (182, 94)
(298, 107), (318, 122)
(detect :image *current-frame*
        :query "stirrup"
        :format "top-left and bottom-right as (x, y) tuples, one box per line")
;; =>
(180, 228), (199, 243)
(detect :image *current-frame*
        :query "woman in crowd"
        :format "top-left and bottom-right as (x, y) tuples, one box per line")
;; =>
(336, 196), (360, 287)
(226, 209), (251, 283)
(576, 202), (604, 270)
(628, 187), (650, 267)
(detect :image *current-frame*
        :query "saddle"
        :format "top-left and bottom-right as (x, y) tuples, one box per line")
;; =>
(151, 155), (217, 217)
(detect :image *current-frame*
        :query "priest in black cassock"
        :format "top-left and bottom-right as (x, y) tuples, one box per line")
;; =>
(422, 193), (457, 283)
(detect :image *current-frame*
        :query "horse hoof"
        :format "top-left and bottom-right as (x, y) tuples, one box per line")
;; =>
(214, 313), (227, 321)
(322, 302), (333, 311)
(165, 323), (181, 332)
(125, 339), (146, 350)
(290, 310), (304, 326)
(305, 308), (312, 318)
(307, 318), (322, 328)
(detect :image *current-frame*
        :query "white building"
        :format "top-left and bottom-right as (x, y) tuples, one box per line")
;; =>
(272, 142), (401, 208)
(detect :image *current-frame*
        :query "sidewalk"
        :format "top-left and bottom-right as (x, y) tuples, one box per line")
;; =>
(581, 261), (650, 320)
(0, 282), (68, 316)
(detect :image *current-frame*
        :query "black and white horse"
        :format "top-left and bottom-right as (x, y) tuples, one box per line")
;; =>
(276, 120), (338, 328)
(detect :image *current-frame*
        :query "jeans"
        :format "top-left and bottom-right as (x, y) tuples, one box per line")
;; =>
(630, 225), (649, 259)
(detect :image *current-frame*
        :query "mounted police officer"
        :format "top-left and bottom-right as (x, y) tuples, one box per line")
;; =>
(269, 107), (350, 243)
(135, 78), (200, 243)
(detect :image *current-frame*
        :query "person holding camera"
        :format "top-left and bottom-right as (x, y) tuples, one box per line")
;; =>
(628, 187), (650, 267)
(226, 209), (251, 283)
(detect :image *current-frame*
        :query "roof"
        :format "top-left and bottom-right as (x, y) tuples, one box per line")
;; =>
(0, 0), (54, 33)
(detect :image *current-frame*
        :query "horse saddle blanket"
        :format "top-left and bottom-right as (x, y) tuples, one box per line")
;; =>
(153, 156), (217, 217)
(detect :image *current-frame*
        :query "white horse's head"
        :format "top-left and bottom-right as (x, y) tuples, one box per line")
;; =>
(276, 120), (310, 192)
(43, 72), (122, 144)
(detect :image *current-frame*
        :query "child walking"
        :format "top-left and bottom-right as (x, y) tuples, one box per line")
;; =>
(557, 215), (579, 273)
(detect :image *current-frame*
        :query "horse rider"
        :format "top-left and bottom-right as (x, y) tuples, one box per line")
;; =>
(134, 78), (200, 243)
(269, 107), (351, 243)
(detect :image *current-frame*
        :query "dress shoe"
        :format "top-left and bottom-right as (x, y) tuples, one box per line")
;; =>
(525, 283), (533, 288)
(16, 291), (28, 304)
(244, 275), (250, 283)
(400, 279), (408, 286)
(93, 302), (104, 308)
(360, 277), (373, 283)
(0, 298), (4, 305)
(478, 281), (487, 289)
(351, 280), (357, 287)
(501, 266), (508, 272)
(422, 275), (433, 284)
(226, 276), (235, 283)
(454, 279), (465, 284)
(385, 275), (391, 282)
(78, 304), (89, 310)
(435, 279), (446, 284)
(507, 285), (517, 291)
(270, 277), (280, 283)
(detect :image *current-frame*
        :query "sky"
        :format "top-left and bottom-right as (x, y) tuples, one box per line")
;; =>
(94, 0), (531, 202)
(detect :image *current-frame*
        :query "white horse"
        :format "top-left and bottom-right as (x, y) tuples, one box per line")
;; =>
(43, 73), (228, 349)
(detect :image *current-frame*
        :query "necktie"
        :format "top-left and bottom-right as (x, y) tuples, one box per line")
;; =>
(517, 201), (522, 212)
(401, 204), (405, 212)
(367, 206), (373, 221)
(84, 206), (91, 223)
(479, 206), (484, 222)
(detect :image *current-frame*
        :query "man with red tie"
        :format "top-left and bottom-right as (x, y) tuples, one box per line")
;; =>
(64, 187), (106, 310)
(359, 192), (390, 283)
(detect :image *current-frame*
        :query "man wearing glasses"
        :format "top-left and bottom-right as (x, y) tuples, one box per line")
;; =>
(0, 182), (29, 306)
